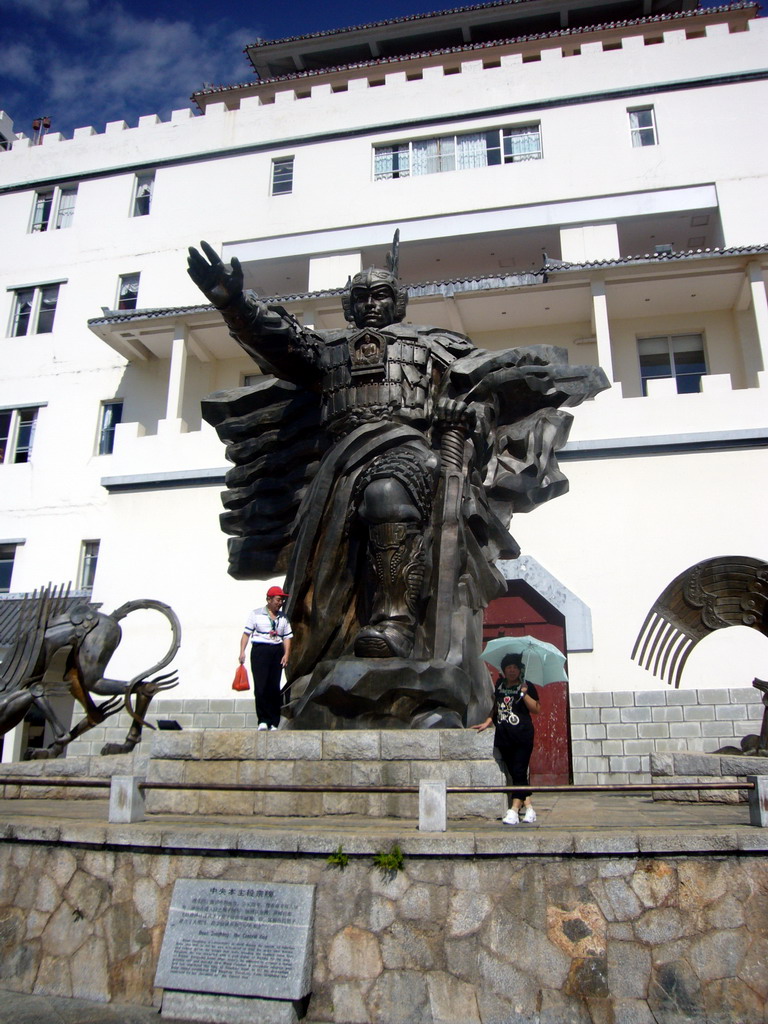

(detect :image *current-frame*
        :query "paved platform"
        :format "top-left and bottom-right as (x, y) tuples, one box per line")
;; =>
(0, 788), (764, 855)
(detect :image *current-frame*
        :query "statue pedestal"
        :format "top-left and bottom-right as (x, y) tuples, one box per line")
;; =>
(145, 728), (507, 821)
(284, 657), (490, 730)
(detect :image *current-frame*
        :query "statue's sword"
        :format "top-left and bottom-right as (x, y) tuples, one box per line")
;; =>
(432, 422), (469, 663)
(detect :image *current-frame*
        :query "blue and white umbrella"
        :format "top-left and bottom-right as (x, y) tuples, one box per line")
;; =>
(481, 635), (568, 686)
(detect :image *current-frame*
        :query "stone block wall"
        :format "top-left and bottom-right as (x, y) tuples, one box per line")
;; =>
(570, 687), (764, 786)
(62, 687), (765, 789)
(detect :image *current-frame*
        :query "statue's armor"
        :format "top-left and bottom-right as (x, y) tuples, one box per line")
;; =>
(319, 328), (434, 436)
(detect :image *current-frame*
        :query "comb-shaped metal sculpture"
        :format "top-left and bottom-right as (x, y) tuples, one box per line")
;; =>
(631, 556), (768, 687)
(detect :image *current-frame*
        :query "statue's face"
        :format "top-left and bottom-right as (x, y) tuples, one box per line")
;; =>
(350, 284), (397, 329)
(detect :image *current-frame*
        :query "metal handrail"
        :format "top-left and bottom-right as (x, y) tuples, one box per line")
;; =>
(0, 776), (756, 794)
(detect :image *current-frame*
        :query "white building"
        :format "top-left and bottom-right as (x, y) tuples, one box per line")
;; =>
(1, 0), (766, 775)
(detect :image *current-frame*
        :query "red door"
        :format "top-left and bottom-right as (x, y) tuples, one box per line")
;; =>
(483, 582), (571, 785)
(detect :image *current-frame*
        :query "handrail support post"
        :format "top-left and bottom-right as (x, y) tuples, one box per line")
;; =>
(109, 775), (146, 823)
(419, 779), (447, 832)
(748, 775), (768, 827)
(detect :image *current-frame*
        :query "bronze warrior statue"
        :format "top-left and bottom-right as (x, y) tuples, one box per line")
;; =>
(190, 235), (608, 728)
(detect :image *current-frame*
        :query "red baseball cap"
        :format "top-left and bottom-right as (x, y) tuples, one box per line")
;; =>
(267, 586), (289, 598)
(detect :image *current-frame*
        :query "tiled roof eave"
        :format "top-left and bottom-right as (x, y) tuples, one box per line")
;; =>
(194, 3), (755, 103)
(243, 0), (734, 52)
(88, 273), (544, 328)
(88, 248), (767, 330)
(544, 243), (768, 273)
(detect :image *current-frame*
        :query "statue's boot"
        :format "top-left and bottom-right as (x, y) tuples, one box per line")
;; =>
(354, 522), (425, 659)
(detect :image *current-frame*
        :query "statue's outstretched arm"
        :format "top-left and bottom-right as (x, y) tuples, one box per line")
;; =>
(188, 241), (321, 385)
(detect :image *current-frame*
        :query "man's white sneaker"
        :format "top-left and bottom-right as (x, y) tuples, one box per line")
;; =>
(502, 809), (519, 825)
(257, 722), (268, 731)
(269, 725), (278, 731)
(523, 807), (537, 823)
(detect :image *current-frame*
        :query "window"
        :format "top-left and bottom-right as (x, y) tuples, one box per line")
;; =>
(133, 172), (154, 216)
(374, 143), (410, 180)
(0, 132), (10, 152)
(0, 544), (18, 593)
(0, 407), (38, 464)
(97, 401), (123, 455)
(117, 273), (140, 310)
(30, 185), (77, 232)
(79, 540), (100, 590)
(629, 107), (657, 147)
(242, 374), (261, 387)
(374, 125), (542, 179)
(9, 284), (59, 336)
(638, 334), (706, 395)
(271, 157), (294, 195)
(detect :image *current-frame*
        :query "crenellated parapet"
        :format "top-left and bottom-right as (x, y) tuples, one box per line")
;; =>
(0, 9), (764, 187)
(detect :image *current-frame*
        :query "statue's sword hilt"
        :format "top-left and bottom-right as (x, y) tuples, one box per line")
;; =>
(432, 424), (468, 662)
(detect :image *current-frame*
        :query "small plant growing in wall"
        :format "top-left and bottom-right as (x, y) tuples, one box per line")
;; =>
(373, 843), (405, 878)
(326, 844), (349, 870)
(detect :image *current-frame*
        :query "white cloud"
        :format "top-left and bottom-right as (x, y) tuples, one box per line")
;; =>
(1, 0), (264, 134)
(4, 43), (39, 83)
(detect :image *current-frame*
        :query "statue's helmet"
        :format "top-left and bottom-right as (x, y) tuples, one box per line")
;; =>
(341, 230), (408, 324)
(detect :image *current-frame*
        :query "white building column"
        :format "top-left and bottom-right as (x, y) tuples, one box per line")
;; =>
(747, 262), (768, 386)
(590, 279), (619, 395)
(160, 326), (189, 433)
(308, 253), (362, 292)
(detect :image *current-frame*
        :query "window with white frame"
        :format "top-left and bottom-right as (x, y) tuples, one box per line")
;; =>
(30, 185), (77, 232)
(638, 333), (706, 395)
(79, 540), (100, 590)
(0, 407), (38, 464)
(9, 284), (60, 336)
(374, 125), (542, 180)
(629, 106), (657, 147)
(0, 544), (19, 592)
(97, 401), (123, 455)
(117, 273), (140, 310)
(271, 157), (294, 195)
(132, 172), (154, 216)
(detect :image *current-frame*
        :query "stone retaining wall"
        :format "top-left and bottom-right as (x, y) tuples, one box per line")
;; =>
(650, 750), (768, 804)
(0, 831), (766, 1023)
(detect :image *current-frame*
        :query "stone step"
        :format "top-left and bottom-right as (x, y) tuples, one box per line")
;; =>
(145, 729), (509, 820)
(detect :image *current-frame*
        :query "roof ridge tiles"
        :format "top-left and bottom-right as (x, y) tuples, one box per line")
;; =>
(193, 4), (756, 101)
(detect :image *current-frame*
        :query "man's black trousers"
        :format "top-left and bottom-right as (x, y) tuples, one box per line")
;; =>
(249, 643), (283, 727)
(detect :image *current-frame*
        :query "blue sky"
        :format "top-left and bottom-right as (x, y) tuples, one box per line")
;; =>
(0, 0), (760, 140)
(0, 0), (453, 139)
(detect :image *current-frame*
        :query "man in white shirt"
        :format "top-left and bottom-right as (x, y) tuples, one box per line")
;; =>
(239, 586), (292, 730)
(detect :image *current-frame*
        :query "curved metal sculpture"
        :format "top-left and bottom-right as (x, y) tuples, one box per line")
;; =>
(631, 555), (768, 688)
(0, 584), (180, 758)
(632, 556), (768, 755)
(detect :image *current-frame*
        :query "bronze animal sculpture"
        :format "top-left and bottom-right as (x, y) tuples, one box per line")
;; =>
(632, 556), (768, 754)
(192, 234), (609, 729)
(0, 585), (180, 758)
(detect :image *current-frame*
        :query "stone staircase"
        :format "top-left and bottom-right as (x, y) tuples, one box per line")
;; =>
(145, 728), (508, 820)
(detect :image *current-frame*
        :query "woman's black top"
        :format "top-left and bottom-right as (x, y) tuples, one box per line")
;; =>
(493, 678), (539, 736)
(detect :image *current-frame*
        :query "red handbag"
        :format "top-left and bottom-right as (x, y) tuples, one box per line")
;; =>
(232, 664), (250, 691)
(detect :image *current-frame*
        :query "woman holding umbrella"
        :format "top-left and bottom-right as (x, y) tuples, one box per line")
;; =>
(472, 652), (540, 824)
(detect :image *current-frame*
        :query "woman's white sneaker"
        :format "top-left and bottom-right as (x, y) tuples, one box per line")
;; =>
(523, 807), (537, 823)
(502, 809), (519, 825)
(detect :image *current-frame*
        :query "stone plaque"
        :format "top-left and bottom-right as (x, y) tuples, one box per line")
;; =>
(155, 879), (315, 1000)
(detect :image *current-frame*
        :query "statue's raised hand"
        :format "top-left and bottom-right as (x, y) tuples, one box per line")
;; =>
(187, 240), (243, 309)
